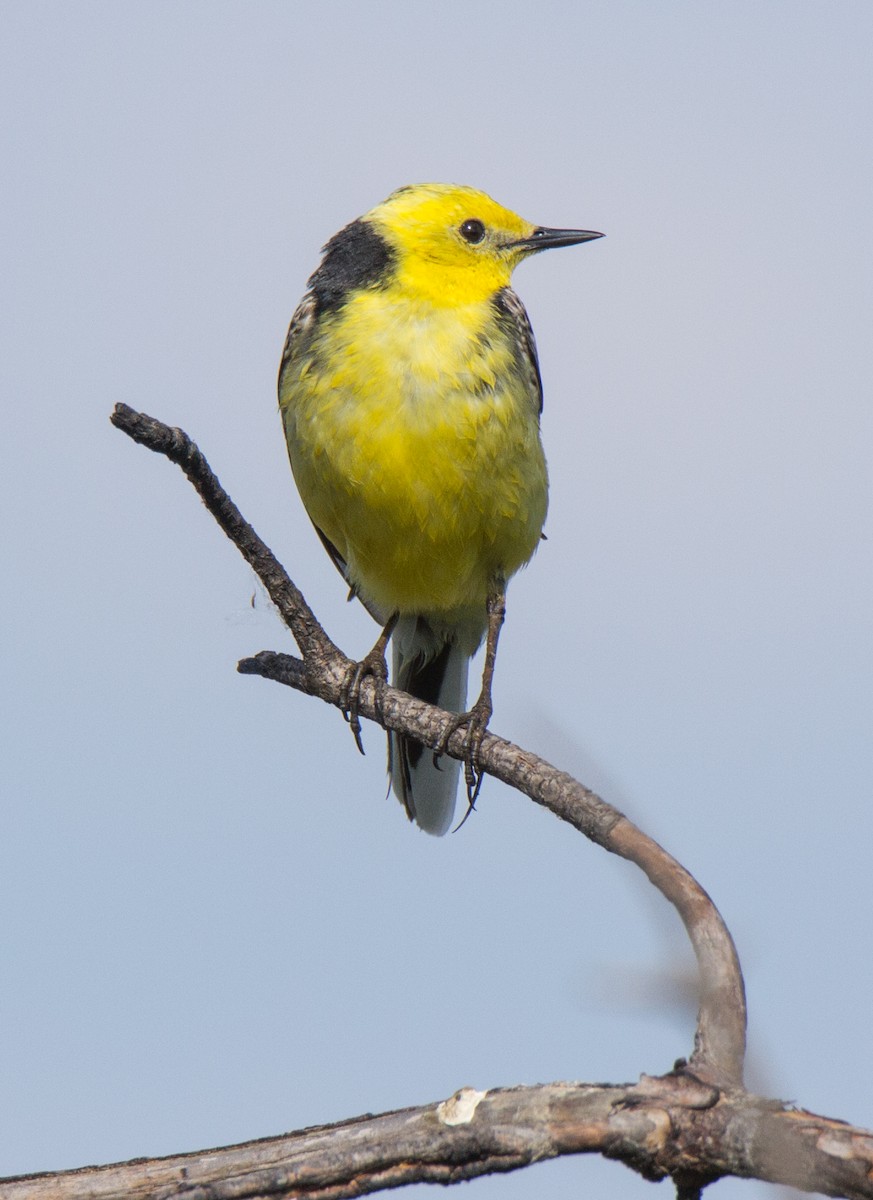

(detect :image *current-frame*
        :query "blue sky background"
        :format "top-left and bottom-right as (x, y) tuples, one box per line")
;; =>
(2, 4), (872, 1198)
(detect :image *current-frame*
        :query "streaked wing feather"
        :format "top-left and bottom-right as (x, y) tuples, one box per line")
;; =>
(279, 291), (318, 382)
(493, 286), (544, 414)
(311, 522), (385, 623)
(281, 291), (385, 624)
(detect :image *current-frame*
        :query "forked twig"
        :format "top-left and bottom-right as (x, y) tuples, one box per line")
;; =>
(111, 401), (746, 1087)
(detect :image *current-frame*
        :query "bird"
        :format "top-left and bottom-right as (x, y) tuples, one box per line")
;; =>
(278, 183), (602, 835)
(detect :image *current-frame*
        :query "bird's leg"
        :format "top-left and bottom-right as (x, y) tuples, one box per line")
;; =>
(435, 579), (506, 811)
(342, 614), (398, 755)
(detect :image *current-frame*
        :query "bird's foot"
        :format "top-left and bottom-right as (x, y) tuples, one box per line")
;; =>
(433, 692), (494, 815)
(341, 616), (397, 754)
(341, 648), (389, 755)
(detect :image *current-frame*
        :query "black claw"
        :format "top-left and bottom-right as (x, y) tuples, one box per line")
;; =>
(341, 647), (389, 757)
(434, 696), (492, 818)
(346, 710), (366, 756)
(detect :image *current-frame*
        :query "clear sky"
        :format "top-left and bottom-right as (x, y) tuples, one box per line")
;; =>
(2, 4), (872, 1198)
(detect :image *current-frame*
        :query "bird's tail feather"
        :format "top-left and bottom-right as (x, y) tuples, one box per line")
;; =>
(389, 617), (469, 836)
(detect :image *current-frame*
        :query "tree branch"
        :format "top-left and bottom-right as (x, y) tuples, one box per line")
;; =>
(240, 650), (745, 1088)
(109, 404), (337, 669)
(111, 404), (744, 1089)
(4, 1078), (873, 1200)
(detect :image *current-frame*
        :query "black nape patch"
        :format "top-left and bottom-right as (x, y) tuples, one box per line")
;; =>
(308, 219), (395, 313)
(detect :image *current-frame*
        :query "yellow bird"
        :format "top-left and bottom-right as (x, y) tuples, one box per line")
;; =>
(278, 184), (602, 835)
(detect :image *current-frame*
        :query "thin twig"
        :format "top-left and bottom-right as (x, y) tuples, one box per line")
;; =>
(110, 404), (336, 667)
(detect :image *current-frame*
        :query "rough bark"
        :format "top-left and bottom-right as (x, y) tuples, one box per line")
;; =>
(4, 1078), (873, 1200)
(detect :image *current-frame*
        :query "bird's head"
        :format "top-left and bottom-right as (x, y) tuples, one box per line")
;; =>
(363, 183), (602, 305)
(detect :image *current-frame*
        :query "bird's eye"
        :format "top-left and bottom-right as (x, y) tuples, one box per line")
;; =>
(459, 218), (486, 244)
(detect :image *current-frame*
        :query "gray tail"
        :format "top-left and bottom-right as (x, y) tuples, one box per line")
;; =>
(389, 617), (469, 836)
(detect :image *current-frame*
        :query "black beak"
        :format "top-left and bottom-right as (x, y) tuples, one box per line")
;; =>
(513, 226), (604, 252)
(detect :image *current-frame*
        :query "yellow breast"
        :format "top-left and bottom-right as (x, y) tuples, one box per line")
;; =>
(280, 288), (548, 619)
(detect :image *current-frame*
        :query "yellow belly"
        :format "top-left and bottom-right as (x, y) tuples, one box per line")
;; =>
(280, 293), (548, 619)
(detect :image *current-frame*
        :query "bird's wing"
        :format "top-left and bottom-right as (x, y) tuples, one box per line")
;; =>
(280, 293), (387, 625)
(279, 291), (318, 381)
(493, 286), (544, 415)
(310, 523), (386, 623)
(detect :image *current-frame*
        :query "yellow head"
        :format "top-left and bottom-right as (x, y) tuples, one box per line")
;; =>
(357, 183), (602, 305)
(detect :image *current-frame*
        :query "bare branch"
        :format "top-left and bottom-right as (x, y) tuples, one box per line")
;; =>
(113, 404), (745, 1084)
(110, 404), (336, 668)
(4, 1079), (873, 1200)
(240, 650), (746, 1087)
